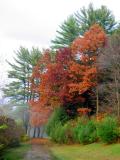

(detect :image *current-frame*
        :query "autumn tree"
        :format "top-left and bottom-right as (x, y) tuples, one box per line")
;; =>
(71, 24), (106, 116)
(28, 50), (53, 137)
(30, 24), (106, 121)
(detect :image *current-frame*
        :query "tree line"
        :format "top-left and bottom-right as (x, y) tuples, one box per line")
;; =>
(2, 3), (120, 136)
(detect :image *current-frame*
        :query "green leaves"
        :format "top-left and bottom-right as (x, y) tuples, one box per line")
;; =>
(97, 117), (119, 143)
(51, 15), (80, 49)
(3, 47), (42, 103)
(75, 3), (117, 34)
(51, 3), (117, 50)
(0, 124), (8, 130)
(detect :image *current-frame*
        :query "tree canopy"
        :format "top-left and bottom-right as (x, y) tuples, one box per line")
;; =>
(3, 47), (42, 104)
(51, 15), (80, 49)
(75, 3), (116, 34)
(51, 3), (117, 50)
(29, 24), (106, 125)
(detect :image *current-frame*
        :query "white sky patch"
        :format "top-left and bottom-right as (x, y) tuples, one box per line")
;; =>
(0, 0), (120, 97)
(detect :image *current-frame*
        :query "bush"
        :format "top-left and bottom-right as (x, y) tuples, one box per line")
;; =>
(50, 122), (67, 143)
(50, 122), (73, 144)
(73, 120), (97, 144)
(0, 144), (6, 160)
(46, 107), (74, 143)
(72, 119), (83, 142)
(0, 124), (8, 130)
(46, 107), (68, 136)
(97, 116), (119, 143)
(9, 138), (20, 147)
(47, 109), (119, 145)
(20, 134), (30, 142)
(0, 116), (24, 148)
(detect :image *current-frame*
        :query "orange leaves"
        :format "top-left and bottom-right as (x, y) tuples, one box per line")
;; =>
(96, 113), (106, 122)
(69, 61), (85, 75)
(77, 108), (91, 114)
(71, 37), (85, 54)
(68, 60), (97, 95)
(29, 101), (52, 126)
(71, 24), (106, 55)
(29, 24), (107, 125)
(69, 24), (105, 99)
(31, 138), (50, 145)
(69, 82), (90, 94)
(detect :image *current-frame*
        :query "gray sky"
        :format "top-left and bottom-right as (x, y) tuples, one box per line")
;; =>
(0, 0), (120, 98)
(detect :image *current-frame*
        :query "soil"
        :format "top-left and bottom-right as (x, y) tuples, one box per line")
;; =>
(24, 139), (53, 160)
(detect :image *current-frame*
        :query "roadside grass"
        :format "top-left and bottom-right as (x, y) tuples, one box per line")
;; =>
(2, 143), (30, 160)
(51, 143), (120, 160)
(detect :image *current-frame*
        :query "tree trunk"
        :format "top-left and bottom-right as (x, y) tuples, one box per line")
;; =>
(37, 127), (41, 138)
(23, 80), (26, 103)
(96, 86), (99, 117)
(33, 127), (36, 138)
(27, 125), (31, 136)
(114, 72), (120, 117)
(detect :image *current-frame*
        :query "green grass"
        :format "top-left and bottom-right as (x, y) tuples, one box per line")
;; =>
(51, 143), (120, 160)
(2, 143), (30, 160)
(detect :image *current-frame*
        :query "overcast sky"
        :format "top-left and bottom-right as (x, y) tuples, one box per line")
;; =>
(0, 0), (120, 98)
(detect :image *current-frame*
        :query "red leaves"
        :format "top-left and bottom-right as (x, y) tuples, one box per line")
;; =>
(56, 48), (72, 64)
(29, 24), (106, 126)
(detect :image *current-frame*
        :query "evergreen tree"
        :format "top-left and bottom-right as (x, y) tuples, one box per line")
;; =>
(3, 47), (42, 103)
(51, 15), (80, 49)
(51, 4), (117, 50)
(75, 3), (116, 34)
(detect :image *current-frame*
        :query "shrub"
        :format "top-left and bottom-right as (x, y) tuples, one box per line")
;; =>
(73, 120), (83, 142)
(0, 144), (5, 159)
(0, 124), (8, 130)
(46, 107), (68, 136)
(9, 138), (20, 147)
(20, 134), (30, 142)
(97, 116), (119, 143)
(50, 122), (66, 143)
(73, 120), (97, 144)
(0, 116), (24, 148)
(50, 122), (73, 144)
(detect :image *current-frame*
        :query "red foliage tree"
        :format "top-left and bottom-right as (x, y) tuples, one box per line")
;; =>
(29, 24), (106, 124)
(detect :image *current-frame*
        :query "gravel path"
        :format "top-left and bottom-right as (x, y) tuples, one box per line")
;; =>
(24, 144), (52, 160)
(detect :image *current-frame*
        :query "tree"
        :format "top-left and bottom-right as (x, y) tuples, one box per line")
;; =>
(3, 47), (42, 103)
(51, 15), (80, 49)
(98, 33), (120, 116)
(30, 24), (106, 121)
(71, 24), (106, 116)
(75, 3), (117, 34)
(51, 4), (116, 50)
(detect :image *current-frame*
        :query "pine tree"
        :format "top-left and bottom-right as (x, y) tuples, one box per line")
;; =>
(3, 47), (42, 103)
(51, 15), (80, 49)
(75, 3), (116, 34)
(51, 4), (117, 50)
